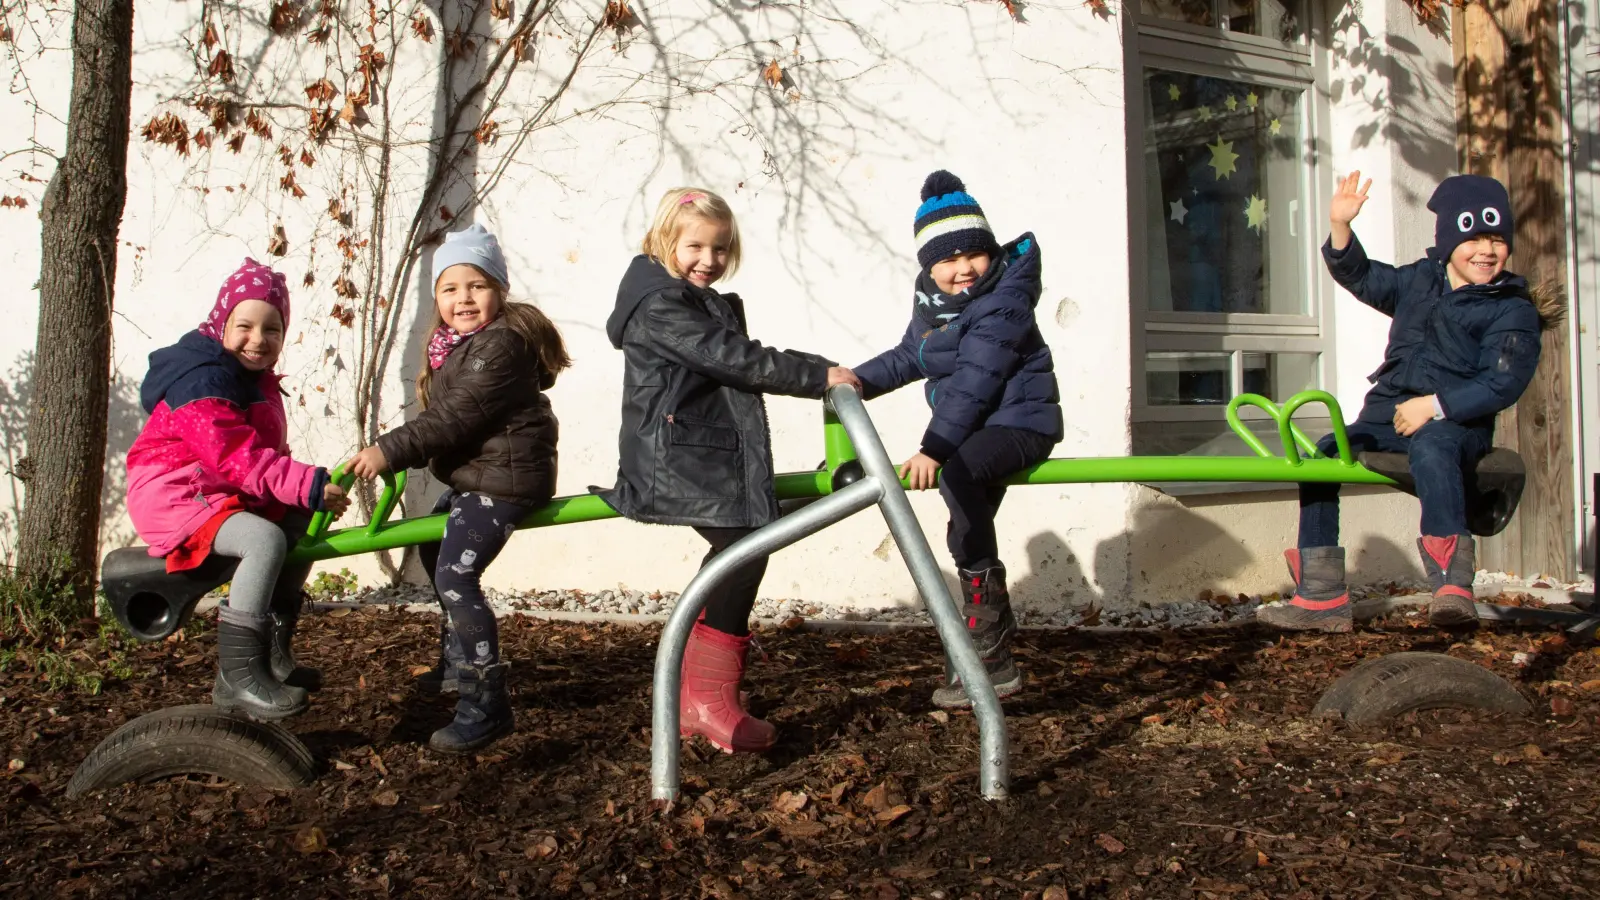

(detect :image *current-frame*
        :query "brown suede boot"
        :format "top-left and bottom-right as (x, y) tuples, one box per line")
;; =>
(1419, 534), (1478, 627)
(1256, 547), (1353, 633)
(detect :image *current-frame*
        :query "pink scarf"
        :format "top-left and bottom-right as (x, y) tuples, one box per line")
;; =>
(427, 324), (485, 369)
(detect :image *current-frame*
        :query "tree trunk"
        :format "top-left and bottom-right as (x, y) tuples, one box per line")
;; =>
(14, 0), (134, 605)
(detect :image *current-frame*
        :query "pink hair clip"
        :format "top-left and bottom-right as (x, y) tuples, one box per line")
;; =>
(679, 192), (705, 205)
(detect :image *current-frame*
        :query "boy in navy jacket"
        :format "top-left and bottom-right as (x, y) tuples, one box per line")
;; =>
(854, 171), (1063, 707)
(1258, 173), (1542, 633)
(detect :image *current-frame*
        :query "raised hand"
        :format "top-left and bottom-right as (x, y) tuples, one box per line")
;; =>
(1330, 170), (1372, 227)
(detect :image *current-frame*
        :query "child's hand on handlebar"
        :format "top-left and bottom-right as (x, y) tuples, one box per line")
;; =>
(899, 452), (940, 491)
(321, 483), (351, 519)
(345, 445), (390, 480)
(826, 366), (861, 391)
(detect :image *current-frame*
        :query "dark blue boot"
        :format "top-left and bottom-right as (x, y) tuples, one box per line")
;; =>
(429, 664), (512, 754)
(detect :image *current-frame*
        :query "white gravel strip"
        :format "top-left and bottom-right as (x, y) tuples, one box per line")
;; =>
(295, 571), (1594, 632)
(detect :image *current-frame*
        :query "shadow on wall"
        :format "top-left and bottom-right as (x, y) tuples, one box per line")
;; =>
(0, 351), (145, 563)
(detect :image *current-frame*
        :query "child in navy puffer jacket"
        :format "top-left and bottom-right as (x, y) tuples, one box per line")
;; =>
(1258, 172), (1544, 634)
(854, 170), (1063, 709)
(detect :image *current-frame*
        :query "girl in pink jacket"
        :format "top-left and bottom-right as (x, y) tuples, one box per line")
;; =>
(125, 259), (349, 720)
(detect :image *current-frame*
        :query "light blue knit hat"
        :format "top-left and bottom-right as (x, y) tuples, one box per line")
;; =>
(431, 223), (509, 290)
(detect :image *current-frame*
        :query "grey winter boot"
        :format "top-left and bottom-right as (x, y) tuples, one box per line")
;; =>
(1419, 534), (1478, 627)
(213, 610), (309, 720)
(1256, 547), (1353, 633)
(429, 663), (513, 754)
(268, 592), (322, 691)
(415, 619), (465, 695)
(932, 565), (1023, 709)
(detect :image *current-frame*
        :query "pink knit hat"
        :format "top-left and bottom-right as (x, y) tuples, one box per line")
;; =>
(199, 258), (291, 340)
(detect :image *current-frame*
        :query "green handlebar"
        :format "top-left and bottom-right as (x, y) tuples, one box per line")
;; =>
(281, 391), (1394, 567)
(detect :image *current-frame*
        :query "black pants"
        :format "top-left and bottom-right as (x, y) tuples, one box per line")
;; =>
(693, 526), (768, 637)
(939, 426), (1057, 572)
(418, 490), (530, 667)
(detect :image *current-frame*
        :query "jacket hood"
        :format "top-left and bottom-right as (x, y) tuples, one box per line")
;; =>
(608, 255), (694, 349)
(140, 331), (253, 414)
(998, 233), (1042, 307)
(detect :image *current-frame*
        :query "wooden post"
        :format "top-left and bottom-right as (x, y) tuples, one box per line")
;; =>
(1455, 0), (1575, 579)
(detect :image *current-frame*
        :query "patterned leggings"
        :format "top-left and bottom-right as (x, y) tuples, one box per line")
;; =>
(417, 490), (529, 668)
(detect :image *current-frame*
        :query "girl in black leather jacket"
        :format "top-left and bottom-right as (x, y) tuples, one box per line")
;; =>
(596, 187), (858, 754)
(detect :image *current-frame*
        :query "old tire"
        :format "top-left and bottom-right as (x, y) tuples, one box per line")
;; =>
(65, 704), (316, 798)
(1311, 651), (1531, 726)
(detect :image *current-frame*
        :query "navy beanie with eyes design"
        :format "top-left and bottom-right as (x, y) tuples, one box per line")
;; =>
(1427, 174), (1513, 261)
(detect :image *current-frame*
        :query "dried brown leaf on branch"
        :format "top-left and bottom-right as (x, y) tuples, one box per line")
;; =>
(141, 113), (192, 156)
(202, 22), (219, 48)
(306, 24), (330, 44)
(0, 196), (29, 209)
(491, 0), (513, 20)
(990, 0), (1026, 21)
(333, 277), (360, 300)
(328, 198), (351, 225)
(194, 95), (232, 131)
(193, 128), (213, 150)
(304, 78), (338, 103)
(226, 132), (247, 154)
(270, 1), (303, 35)
(761, 59), (784, 87)
(1086, 0), (1111, 17)
(299, 147), (316, 167)
(339, 98), (369, 127)
(246, 110), (273, 139)
(411, 11), (434, 42)
(267, 224), (289, 257)
(0, 23), (14, 43)
(602, 1), (637, 29)
(280, 169), (307, 199)
(474, 119), (499, 145)
(446, 29), (475, 60)
(439, 205), (453, 222)
(308, 107), (335, 142)
(303, 271), (316, 287)
(208, 50), (236, 82)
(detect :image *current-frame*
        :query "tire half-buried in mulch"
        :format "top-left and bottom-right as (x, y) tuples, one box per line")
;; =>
(1311, 650), (1533, 725)
(65, 704), (316, 798)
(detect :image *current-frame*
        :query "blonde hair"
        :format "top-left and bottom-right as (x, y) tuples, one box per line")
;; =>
(414, 276), (572, 409)
(640, 187), (741, 280)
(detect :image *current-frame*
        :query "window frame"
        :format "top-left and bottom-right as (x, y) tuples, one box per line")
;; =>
(1126, 0), (1336, 448)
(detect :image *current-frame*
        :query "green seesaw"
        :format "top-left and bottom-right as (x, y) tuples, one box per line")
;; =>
(101, 389), (1531, 643)
(75, 387), (1574, 803)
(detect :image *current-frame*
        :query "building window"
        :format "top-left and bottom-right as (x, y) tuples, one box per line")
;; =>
(1128, 0), (1329, 460)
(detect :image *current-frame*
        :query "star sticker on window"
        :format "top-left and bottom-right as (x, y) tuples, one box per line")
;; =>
(1225, 95), (1239, 111)
(1168, 83), (1181, 101)
(1197, 104), (1213, 121)
(1269, 117), (1284, 136)
(1207, 136), (1239, 180)
(1247, 91), (1260, 109)
(1245, 194), (1268, 233)
(1170, 198), (1188, 224)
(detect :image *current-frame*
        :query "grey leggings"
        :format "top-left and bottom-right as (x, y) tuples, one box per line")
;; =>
(212, 512), (313, 617)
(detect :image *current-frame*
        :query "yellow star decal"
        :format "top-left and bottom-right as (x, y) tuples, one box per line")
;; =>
(1207, 136), (1239, 180)
(1245, 194), (1268, 233)
(1197, 104), (1213, 121)
(1168, 83), (1180, 101)
(1269, 117), (1284, 136)
(1247, 91), (1260, 109)
(1225, 95), (1239, 111)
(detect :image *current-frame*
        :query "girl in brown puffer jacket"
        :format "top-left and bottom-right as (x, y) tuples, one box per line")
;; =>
(347, 223), (570, 753)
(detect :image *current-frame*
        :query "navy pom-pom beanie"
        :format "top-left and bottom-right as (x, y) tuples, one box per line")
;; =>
(1427, 174), (1513, 261)
(913, 170), (1000, 271)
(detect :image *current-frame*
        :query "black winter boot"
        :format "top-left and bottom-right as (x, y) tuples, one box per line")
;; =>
(1256, 547), (1353, 633)
(932, 565), (1023, 709)
(213, 611), (309, 720)
(415, 619), (465, 695)
(268, 592), (322, 691)
(429, 663), (513, 753)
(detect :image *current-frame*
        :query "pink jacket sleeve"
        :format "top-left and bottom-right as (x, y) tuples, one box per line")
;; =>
(168, 397), (321, 510)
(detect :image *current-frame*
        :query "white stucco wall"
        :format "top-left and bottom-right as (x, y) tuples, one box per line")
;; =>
(0, 0), (1454, 608)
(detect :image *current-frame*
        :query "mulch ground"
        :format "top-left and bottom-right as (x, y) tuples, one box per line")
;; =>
(4, 607), (1600, 899)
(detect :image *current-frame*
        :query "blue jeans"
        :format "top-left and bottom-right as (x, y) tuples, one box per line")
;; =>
(1299, 419), (1491, 548)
